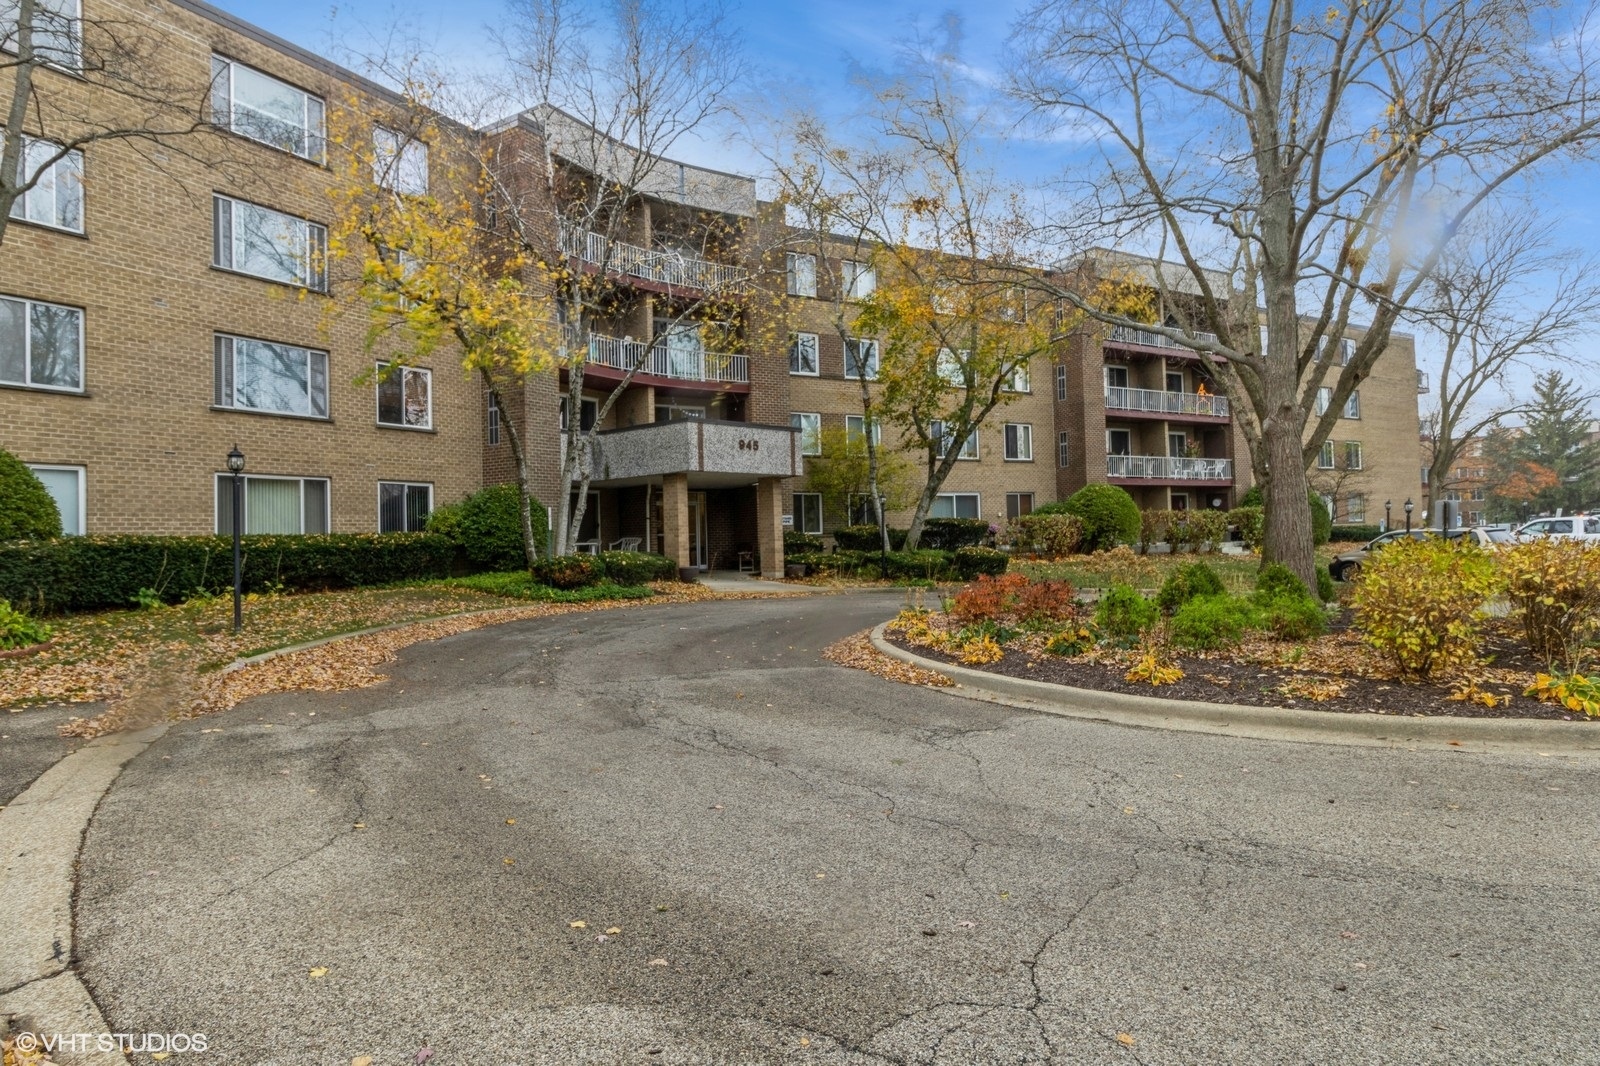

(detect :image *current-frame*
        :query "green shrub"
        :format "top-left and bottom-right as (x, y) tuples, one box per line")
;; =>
(1255, 562), (1312, 602)
(1188, 510), (1229, 552)
(598, 550), (675, 585)
(1227, 506), (1264, 549)
(1254, 594), (1328, 641)
(427, 484), (547, 571)
(1170, 594), (1257, 650)
(0, 598), (52, 649)
(1351, 537), (1500, 681)
(0, 533), (457, 613)
(832, 525), (908, 551)
(1157, 562), (1226, 612)
(790, 550), (876, 577)
(881, 549), (955, 580)
(1499, 539), (1600, 669)
(1064, 485), (1141, 552)
(1315, 568), (1335, 604)
(529, 553), (604, 589)
(0, 449), (62, 540)
(1029, 501), (1075, 517)
(448, 572), (653, 602)
(1093, 583), (1158, 640)
(1044, 623), (1099, 656)
(1331, 524), (1382, 543)
(919, 518), (990, 550)
(1013, 513), (1082, 556)
(1239, 486), (1330, 545)
(1138, 510), (1172, 555)
(952, 546), (1008, 578)
(783, 530), (823, 554)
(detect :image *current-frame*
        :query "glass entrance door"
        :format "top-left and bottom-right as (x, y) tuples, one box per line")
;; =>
(687, 492), (708, 569)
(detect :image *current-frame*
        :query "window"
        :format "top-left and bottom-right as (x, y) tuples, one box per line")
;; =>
(1006, 492), (1034, 520)
(1055, 364), (1067, 401)
(210, 56), (326, 162)
(791, 412), (821, 456)
(845, 414), (881, 446)
(215, 474), (329, 534)
(788, 331), (819, 375)
(1346, 494), (1366, 523)
(3, 0), (80, 69)
(846, 494), (881, 525)
(1421, 465), (1430, 485)
(930, 493), (980, 519)
(931, 420), (978, 459)
(1469, 510), (1484, 525)
(1471, 487), (1486, 502)
(213, 195), (327, 291)
(1166, 371), (1184, 393)
(792, 492), (822, 535)
(1315, 387), (1331, 415)
(372, 126), (428, 196)
(375, 362), (431, 429)
(786, 253), (816, 297)
(1007, 361), (1031, 393)
(845, 338), (879, 380)
(1004, 423), (1033, 461)
(842, 260), (876, 298)
(487, 393), (501, 445)
(937, 348), (965, 387)
(559, 397), (599, 431)
(1317, 440), (1335, 469)
(1058, 431), (1070, 468)
(9, 138), (82, 232)
(1344, 441), (1363, 470)
(1340, 338), (1355, 365)
(1319, 494), (1336, 520)
(1107, 428), (1132, 456)
(1168, 432), (1187, 457)
(1443, 489), (1462, 503)
(0, 294), (81, 391)
(26, 464), (83, 533)
(378, 481), (432, 533)
(1344, 390), (1361, 419)
(214, 334), (328, 418)
(1104, 365), (1129, 390)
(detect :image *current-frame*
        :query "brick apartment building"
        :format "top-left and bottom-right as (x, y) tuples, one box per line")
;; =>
(2, 0), (1423, 569)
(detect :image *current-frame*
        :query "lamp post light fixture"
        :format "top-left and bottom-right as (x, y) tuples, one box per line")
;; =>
(227, 445), (245, 633)
(1404, 497), (1414, 534)
(1385, 499), (1392, 531)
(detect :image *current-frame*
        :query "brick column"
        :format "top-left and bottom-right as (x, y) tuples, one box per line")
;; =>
(755, 477), (785, 579)
(662, 473), (690, 568)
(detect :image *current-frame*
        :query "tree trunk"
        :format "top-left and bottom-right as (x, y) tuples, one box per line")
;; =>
(1260, 422), (1318, 594)
(904, 474), (944, 550)
(482, 373), (540, 570)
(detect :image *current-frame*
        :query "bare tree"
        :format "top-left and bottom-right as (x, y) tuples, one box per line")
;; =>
(1414, 207), (1600, 511)
(1, 0), (228, 245)
(1011, 0), (1600, 590)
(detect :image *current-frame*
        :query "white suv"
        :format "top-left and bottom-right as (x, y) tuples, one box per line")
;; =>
(1513, 515), (1600, 541)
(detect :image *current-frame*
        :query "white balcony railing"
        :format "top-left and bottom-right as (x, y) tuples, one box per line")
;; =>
(1107, 325), (1219, 350)
(583, 331), (749, 385)
(1105, 385), (1229, 418)
(560, 225), (750, 293)
(1106, 454), (1234, 480)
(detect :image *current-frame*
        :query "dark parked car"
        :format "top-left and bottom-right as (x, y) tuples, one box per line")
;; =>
(1327, 528), (1469, 582)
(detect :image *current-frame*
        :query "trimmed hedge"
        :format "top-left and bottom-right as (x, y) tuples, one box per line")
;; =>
(832, 525), (909, 551)
(426, 484), (547, 571)
(529, 553), (604, 589)
(953, 546), (1008, 578)
(1063, 485), (1140, 551)
(1331, 524), (1382, 543)
(0, 533), (456, 613)
(919, 518), (989, 551)
(597, 550), (676, 585)
(0, 449), (61, 540)
(783, 530), (823, 553)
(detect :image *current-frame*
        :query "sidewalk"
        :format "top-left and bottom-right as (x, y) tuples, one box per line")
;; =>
(695, 570), (817, 595)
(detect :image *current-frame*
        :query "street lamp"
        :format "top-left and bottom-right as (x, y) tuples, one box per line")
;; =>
(1403, 497), (1414, 534)
(227, 445), (245, 633)
(1385, 499), (1392, 531)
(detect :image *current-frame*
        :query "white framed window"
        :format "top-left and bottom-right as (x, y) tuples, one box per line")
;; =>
(931, 493), (980, 519)
(376, 361), (432, 429)
(845, 338), (879, 380)
(937, 348), (964, 387)
(487, 393), (501, 445)
(26, 463), (84, 533)
(215, 474), (330, 534)
(1344, 441), (1363, 470)
(1055, 364), (1067, 401)
(214, 334), (329, 418)
(1340, 338), (1355, 365)
(378, 481), (432, 533)
(1317, 440), (1335, 469)
(845, 414), (882, 446)
(786, 253), (816, 297)
(1104, 365), (1129, 390)
(1471, 487), (1486, 502)
(792, 492), (822, 535)
(790, 412), (821, 456)
(1058, 431), (1070, 468)
(842, 259), (876, 299)
(2, 0), (81, 70)
(1006, 492), (1034, 520)
(1107, 428), (1132, 456)
(372, 126), (428, 196)
(210, 55), (326, 162)
(931, 420), (978, 460)
(1346, 494), (1366, 523)
(1007, 361), (1031, 393)
(788, 331), (819, 375)
(1004, 423), (1033, 461)
(1168, 432), (1188, 457)
(1319, 493), (1336, 520)
(213, 195), (327, 291)
(1344, 390), (1361, 419)
(560, 396), (599, 431)
(0, 294), (81, 391)
(1315, 386), (1331, 415)
(9, 138), (82, 232)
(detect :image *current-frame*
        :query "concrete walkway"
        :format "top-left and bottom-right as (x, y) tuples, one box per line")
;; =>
(696, 569), (818, 595)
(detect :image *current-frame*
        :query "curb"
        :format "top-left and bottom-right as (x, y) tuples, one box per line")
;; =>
(870, 624), (1600, 756)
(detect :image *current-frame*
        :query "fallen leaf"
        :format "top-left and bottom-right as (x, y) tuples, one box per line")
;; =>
(415, 1049), (434, 1064)
(956, 920), (976, 928)
(569, 920), (587, 929)
(151, 1054), (170, 1061)
(308, 967), (328, 978)
(595, 934), (609, 943)
(353, 1058), (373, 1066)
(816, 873), (826, 879)
(505, 818), (517, 825)
(799, 1037), (811, 1047)
(1116, 1032), (1136, 1047)
(648, 958), (669, 966)
(353, 823), (366, 829)
(1122, 807), (1135, 815)
(606, 927), (622, 935)
(503, 857), (515, 865)
(1340, 931), (1360, 940)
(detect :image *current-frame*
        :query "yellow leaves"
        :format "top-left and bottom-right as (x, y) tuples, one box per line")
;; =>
(309, 967), (329, 978)
(1525, 671), (1600, 716)
(958, 634), (1004, 665)
(606, 927), (622, 935)
(569, 920), (587, 929)
(352, 1057), (374, 1066)
(1125, 649), (1183, 686)
(505, 818), (517, 825)
(1115, 1032), (1138, 1047)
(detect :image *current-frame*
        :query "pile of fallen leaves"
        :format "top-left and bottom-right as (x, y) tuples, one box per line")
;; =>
(1, 1032), (57, 1066)
(822, 631), (953, 688)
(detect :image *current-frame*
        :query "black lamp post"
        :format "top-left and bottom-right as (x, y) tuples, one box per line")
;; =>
(1403, 497), (1414, 534)
(1385, 499), (1392, 531)
(227, 445), (245, 633)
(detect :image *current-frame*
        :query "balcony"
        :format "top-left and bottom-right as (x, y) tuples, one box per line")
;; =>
(1105, 385), (1229, 419)
(1106, 454), (1233, 481)
(584, 331), (749, 386)
(1106, 325), (1219, 352)
(586, 419), (801, 487)
(560, 225), (750, 294)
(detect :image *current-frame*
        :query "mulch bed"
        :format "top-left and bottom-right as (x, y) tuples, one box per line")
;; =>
(885, 613), (1595, 723)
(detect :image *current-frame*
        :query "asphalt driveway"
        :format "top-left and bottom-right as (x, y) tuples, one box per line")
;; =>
(73, 593), (1600, 1064)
